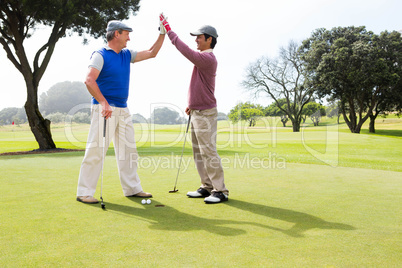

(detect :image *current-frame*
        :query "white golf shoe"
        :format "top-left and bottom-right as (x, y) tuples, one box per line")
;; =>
(187, 188), (210, 198)
(204, 192), (228, 204)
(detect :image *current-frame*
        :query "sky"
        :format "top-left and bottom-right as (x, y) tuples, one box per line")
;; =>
(0, 0), (401, 118)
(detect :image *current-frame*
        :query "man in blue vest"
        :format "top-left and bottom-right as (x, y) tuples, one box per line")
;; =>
(77, 19), (165, 204)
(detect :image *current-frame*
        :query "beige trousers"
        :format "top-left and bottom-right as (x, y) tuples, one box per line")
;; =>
(191, 107), (228, 195)
(77, 105), (143, 197)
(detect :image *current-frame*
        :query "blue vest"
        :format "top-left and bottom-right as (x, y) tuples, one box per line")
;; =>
(92, 48), (131, 108)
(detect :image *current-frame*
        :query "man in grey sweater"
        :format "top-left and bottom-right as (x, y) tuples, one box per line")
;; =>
(160, 14), (229, 204)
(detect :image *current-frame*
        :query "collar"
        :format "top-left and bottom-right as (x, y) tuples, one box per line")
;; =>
(201, 49), (213, 53)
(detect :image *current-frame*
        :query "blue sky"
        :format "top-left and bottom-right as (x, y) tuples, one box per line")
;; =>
(0, 0), (401, 117)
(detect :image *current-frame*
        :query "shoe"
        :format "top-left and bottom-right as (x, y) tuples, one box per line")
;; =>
(76, 196), (99, 204)
(127, 191), (153, 198)
(204, 192), (228, 204)
(187, 188), (210, 198)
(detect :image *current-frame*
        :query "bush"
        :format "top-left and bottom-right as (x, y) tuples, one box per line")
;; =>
(45, 112), (66, 123)
(72, 112), (91, 124)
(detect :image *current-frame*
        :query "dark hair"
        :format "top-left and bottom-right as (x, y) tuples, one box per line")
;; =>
(204, 34), (217, 49)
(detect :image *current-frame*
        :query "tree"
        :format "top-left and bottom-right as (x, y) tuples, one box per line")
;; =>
(12, 107), (28, 124)
(217, 112), (228, 121)
(0, 0), (140, 149)
(326, 101), (341, 124)
(132, 113), (147, 124)
(264, 99), (289, 127)
(151, 107), (180, 125)
(39, 81), (91, 115)
(45, 112), (65, 124)
(242, 41), (314, 132)
(0, 107), (26, 125)
(302, 102), (326, 126)
(228, 102), (264, 127)
(367, 31), (402, 132)
(300, 26), (402, 133)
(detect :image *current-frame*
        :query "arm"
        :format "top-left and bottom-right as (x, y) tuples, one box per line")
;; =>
(160, 14), (212, 69)
(134, 34), (165, 63)
(160, 14), (199, 63)
(84, 67), (112, 119)
(167, 31), (212, 69)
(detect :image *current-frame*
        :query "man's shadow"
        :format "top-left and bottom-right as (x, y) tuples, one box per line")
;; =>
(104, 199), (247, 236)
(225, 199), (356, 237)
(103, 198), (355, 237)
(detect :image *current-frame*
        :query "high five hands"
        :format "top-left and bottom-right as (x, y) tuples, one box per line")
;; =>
(159, 13), (171, 34)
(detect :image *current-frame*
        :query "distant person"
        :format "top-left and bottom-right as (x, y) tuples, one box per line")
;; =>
(160, 14), (229, 204)
(76, 18), (165, 203)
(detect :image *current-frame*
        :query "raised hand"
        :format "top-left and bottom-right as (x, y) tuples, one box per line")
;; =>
(159, 19), (166, 34)
(159, 13), (171, 33)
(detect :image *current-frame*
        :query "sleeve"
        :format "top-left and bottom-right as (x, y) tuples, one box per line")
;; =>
(167, 31), (211, 69)
(130, 49), (138, 63)
(88, 51), (104, 71)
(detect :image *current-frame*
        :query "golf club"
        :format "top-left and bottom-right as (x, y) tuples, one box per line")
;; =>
(100, 117), (107, 209)
(169, 114), (191, 193)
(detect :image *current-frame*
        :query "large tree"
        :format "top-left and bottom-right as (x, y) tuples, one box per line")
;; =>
(367, 31), (402, 132)
(300, 26), (402, 133)
(39, 81), (91, 115)
(0, 0), (140, 149)
(151, 107), (181, 125)
(242, 41), (314, 132)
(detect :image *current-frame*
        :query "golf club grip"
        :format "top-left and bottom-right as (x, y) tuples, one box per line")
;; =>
(103, 117), (107, 138)
(186, 114), (191, 132)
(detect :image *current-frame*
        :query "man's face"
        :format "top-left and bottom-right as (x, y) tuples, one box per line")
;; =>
(116, 30), (130, 48)
(195, 34), (212, 51)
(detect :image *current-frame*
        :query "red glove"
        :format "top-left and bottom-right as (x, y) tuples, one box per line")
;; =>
(159, 13), (171, 33)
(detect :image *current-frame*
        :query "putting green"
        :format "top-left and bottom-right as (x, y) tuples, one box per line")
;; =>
(0, 118), (401, 266)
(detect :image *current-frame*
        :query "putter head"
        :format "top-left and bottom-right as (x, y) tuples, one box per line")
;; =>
(100, 197), (106, 209)
(169, 189), (178, 193)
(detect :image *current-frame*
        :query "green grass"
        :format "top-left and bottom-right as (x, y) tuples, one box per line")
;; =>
(0, 117), (401, 266)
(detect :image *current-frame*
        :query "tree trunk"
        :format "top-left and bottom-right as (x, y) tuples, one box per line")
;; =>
(368, 110), (378, 133)
(25, 81), (56, 150)
(291, 119), (301, 132)
(341, 99), (361, 133)
(280, 116), (287, 127)
(369, 117), (375, 133)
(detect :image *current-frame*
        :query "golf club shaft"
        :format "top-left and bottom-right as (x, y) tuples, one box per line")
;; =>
(100, 117), (106, 207)
(172, 114), (191, 190)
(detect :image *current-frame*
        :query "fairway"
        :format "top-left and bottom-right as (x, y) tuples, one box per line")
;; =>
(0, 118), (401, 266)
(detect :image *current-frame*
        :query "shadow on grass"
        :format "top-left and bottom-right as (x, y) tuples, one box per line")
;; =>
(225, 199), (356, 237)
(360, 129), (402, 137)
(99, 198), (355, 237)
(103, 199), (247, 236)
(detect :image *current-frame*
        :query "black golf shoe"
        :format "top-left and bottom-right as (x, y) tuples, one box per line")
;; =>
(187, 188), (210, 198)
(204, 192), (228, 204)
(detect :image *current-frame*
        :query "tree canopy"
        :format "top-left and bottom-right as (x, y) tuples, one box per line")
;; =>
(39, 81), (91, 115)
(0, 0), (141, 149)
(151, 107), (182, 125)
(302, 102), (326, 126)
(300, 26), (402, 133)
(228, 102), (264, 127)
(0, 107), (26, 125)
